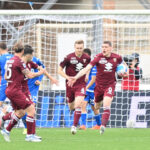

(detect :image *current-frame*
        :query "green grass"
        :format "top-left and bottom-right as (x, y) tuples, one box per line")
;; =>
(0, 128), (150, 150)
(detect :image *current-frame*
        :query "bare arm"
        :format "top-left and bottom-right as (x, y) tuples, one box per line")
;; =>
(44, 69), (59, 85)
(75, 64), (93, 80)
(86, 76), (96, 90)
(67, 64), (93, 87)
(22, 68), (44, 79)
(58, 66), (69, 80)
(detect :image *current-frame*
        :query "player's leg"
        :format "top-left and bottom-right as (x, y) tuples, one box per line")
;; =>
(25, 103), (41, 142)
(71, 95), (84, 134)
(91, 105), (102, 130)
(1, 109), (25, 142)
(22, 90), (38, 135)
(89, 92), (102, 129)
(100, 85), (115, 135)
(79, 100), (88, 130)
(100, 96), (113, 135)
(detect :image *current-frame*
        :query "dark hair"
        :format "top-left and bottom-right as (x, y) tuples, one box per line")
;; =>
(131, 53), (140, 67)
(23, 44), (34, 55)
(103, 41), (112, 47)
(13, 43), (24, 53)
(0, 42), (7, 50)
(83, 48), (91, 56)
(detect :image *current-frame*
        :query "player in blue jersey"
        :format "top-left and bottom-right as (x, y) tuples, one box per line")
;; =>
(22, 45), (58, 134)
(0, 43), (13, 111)
(79, 48), (101, 130)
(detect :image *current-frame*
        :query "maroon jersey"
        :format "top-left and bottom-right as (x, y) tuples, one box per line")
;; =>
(22, 61), (38, 94)
(90, 53), (122, 87)
(60, 52), (91, 87)
(5, 56), (26, 91)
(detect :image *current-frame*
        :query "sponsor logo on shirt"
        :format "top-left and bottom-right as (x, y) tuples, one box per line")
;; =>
(70, 59), (78, 64)
(99, 58), (107, 64)
(104, 62), (113, 72)
(76, 63), (83, 71)
(70, 57), (78, 64)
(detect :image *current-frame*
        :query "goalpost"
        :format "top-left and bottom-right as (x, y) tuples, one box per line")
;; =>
(0, 10), (150, 128)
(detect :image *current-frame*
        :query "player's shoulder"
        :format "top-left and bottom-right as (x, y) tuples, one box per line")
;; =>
(111, 52), (121, 58)
(82, 53), (90, 59)
(65, 52), (75, 59)
(93, 53), (103, 59)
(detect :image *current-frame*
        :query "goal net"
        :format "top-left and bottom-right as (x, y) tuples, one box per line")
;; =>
(0, 10), (150, 128)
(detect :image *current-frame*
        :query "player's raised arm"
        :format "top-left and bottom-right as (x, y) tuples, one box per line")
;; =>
(43, 68), (59, 85)
(68, 64), (93, 87)
(22, 67), (45, 79)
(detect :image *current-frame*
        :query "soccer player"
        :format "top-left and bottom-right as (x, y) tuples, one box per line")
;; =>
(22, 45), (58, 134)
(0, 43), (44, 142)
(58, 40), (91, 134)
(0, 43), (13, 110)
(79, 48), (101, 130)
(68, 41), (128, 135)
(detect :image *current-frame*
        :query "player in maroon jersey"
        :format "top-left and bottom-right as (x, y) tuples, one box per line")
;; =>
(58, 40), (91, 134)
(68, 41), (128, 135)
(0, 43), (44, 142)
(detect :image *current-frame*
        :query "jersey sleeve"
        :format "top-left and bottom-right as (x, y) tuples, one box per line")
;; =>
(59, 55), (69, 68)
(36, 57), (45, 68)
(30, 61), (38, 69)
(91, 66), (97, 76)
(90, 55), (99, 67)
(118, 55), (123, 64)
(18, 60), (27, 72)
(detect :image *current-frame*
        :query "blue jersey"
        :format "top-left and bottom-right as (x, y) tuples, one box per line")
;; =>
(86, 66), (97, 92)
(28, 56), (45, 96)
(0, 53), (13, 82)
(0, 53), (13, 101)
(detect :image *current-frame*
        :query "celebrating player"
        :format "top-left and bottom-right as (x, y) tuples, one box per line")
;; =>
(58, 40), (91, 134)
(0, 43), (44, 142)
(68, 41), (127, 135)
(79, 48), (101, 130)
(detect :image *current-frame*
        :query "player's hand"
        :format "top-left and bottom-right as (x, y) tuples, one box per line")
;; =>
(118, 72), (128, 78)
(35, 80), (41, 85)
(51, 78), (59, 86)
(67, 77), (77, 87)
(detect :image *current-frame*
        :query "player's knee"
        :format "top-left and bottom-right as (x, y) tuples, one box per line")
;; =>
(0, 101), (3, 107)
(94, 103), (100, 110)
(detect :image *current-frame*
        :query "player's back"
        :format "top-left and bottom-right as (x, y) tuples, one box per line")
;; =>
(5, 56), (26, 92)
(0, 53), (13, 81)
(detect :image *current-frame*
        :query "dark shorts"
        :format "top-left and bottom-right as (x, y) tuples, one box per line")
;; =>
(66, 85), (86, 103)
(94, 83), (116, 103)
(5, 88), (32, 110)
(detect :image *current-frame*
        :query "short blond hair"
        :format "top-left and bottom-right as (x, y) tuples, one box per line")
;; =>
(74, 40), (84, 45)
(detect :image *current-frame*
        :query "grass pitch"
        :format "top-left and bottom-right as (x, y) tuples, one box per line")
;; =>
(0, 128), (150, 150)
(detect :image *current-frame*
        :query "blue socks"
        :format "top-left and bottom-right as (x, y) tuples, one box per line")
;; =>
(81, 113), (87, 126)
(94, 114), (101, 126)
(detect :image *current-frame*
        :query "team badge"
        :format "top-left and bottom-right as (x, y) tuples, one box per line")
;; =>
(113, 58), (117, 62)
(83, 59), (86, 63)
